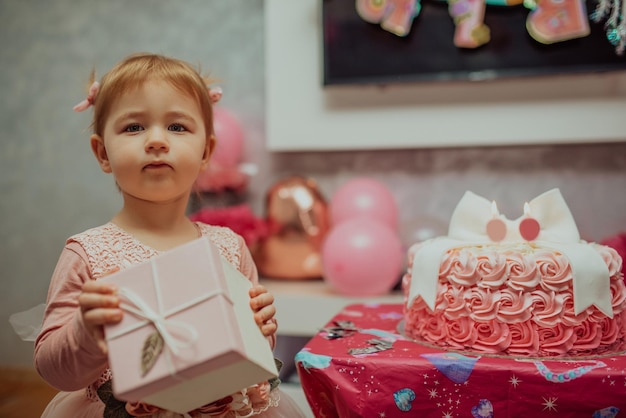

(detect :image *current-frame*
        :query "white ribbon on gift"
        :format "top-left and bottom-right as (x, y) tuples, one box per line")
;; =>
(407, 188), (613, 317)
(107, 259), (232, 358)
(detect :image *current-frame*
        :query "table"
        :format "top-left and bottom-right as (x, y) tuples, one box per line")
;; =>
(295, 303), (626, 418)
(261, 279), (402, 337)
(260, 280), (402, 418)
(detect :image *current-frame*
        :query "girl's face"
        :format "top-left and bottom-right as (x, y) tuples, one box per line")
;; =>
(91, 79), (213, 205)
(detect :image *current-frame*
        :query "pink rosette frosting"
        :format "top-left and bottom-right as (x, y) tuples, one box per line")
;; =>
(538, 323), (576, 355)
(506, 253), (540, 291)
(585, 280), (626, 323)
(407, 315), (446, 341)
(598, 315), (622, 346)
(571, 321), (602, 352)
(529, 289), (565, 327)
(438, 250), (459, 280)
(560, 290), (590, 327)
(535, 251), (572, 292)
(440, 284), (469, 320)
(472, 320), (512, 353)
(403, 302), (423, 331)
(446, 249), (480, 287)
(610, 279), (626, 312)
(496, 288), (533, 324)
(594, 243), (623, 278)
(445, 317), (478, 349)
(475, 251), (508, 289)
(467, 287), (501, 321)
(507, 321), (539, 355)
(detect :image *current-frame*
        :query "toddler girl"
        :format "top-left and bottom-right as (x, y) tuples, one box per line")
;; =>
(34, 53), (306, 418)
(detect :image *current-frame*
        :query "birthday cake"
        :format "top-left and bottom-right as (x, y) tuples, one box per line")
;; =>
(402, 189), (626, 357)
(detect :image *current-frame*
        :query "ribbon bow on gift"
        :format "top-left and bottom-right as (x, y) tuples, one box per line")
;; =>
(407, 188), (612, 317)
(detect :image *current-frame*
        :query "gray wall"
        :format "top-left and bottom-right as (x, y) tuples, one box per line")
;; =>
(1, 0), (625, 367)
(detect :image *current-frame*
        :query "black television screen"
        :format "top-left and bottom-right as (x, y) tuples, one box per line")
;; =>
(322, 0), (626, 85)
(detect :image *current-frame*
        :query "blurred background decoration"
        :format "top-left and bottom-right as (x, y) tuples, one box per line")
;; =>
(322, 177), (404, 296)
(252, 176), (331, 280)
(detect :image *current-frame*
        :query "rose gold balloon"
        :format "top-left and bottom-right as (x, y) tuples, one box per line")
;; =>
(253, 176), (330, 280)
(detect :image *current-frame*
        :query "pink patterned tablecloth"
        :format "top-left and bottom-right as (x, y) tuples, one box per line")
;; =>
(296, 303), (626, 418)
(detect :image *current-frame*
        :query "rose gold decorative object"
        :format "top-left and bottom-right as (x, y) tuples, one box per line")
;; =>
(253, 176), (330, 280)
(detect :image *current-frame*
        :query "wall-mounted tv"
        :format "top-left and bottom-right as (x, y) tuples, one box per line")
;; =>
(322, 0), (626, 86)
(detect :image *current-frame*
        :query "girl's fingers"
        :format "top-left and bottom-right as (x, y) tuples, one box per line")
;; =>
(254, 304), (276, 326)
(79, 280), (120, 312)
(78, 292), (120, 312)
(82, 307), (123, 326)
(79, 270), (121, 354)
(82, 280), (118, 295)
(249, 291), (274, 312)
(249, 285), (277, 337)
(260, 320), (277, 337)
(248, 284), (268, 298)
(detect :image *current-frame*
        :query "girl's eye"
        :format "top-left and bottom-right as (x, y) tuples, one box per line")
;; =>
(124, 124), (143, 133)
(169, 123), (187, 132)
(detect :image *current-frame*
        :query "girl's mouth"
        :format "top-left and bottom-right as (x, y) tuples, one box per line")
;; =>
(144, 162), (171, 170)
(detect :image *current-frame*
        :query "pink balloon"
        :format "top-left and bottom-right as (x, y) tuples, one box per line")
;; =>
(212, 107), (244, 168)
(330, 177), (398, 230)
(321, 217), (403, 296)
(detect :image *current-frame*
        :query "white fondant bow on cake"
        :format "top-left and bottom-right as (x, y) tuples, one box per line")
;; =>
(407, 188), (613, 317)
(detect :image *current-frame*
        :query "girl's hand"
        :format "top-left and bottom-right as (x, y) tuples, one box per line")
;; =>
(249, 285), (277, 338)
(78, 276), (123, 354)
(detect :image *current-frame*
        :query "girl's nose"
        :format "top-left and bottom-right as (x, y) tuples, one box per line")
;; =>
(145, 127), (169, 151)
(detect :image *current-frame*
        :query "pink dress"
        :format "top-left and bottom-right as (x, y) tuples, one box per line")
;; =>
(35, 222), (306, 418)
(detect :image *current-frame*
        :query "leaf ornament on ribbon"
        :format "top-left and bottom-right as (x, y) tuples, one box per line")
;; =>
(141, 331), (165, 377)
(407, 188), (613, 317)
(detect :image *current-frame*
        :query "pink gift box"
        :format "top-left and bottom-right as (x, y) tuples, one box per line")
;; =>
(100, 237), (278, 414)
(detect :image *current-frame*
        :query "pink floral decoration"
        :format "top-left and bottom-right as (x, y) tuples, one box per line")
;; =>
(472, 320), (512, 353)
(601, 232), (626, 280)
(190, 204), (269, 248)
(535, 251), (571, 292)
(445, 317), (478, 349)
(507, 253), (540, 291)
(507, 322), (539, 355)
(538, 323), (576, 355)
(475, 253), (507, 289)
(571, 321), (602, 351)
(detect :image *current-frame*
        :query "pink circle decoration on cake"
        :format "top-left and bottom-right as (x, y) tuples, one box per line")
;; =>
(486, 218), (507, 242)
(212, 107), (245, 168)
(330, 177), (398, 230)
(321, 217), (403, 296)
(519, 217), (541, 241)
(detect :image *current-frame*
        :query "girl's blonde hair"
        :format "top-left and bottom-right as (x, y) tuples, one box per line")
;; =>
(89, 53), (215, 137)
